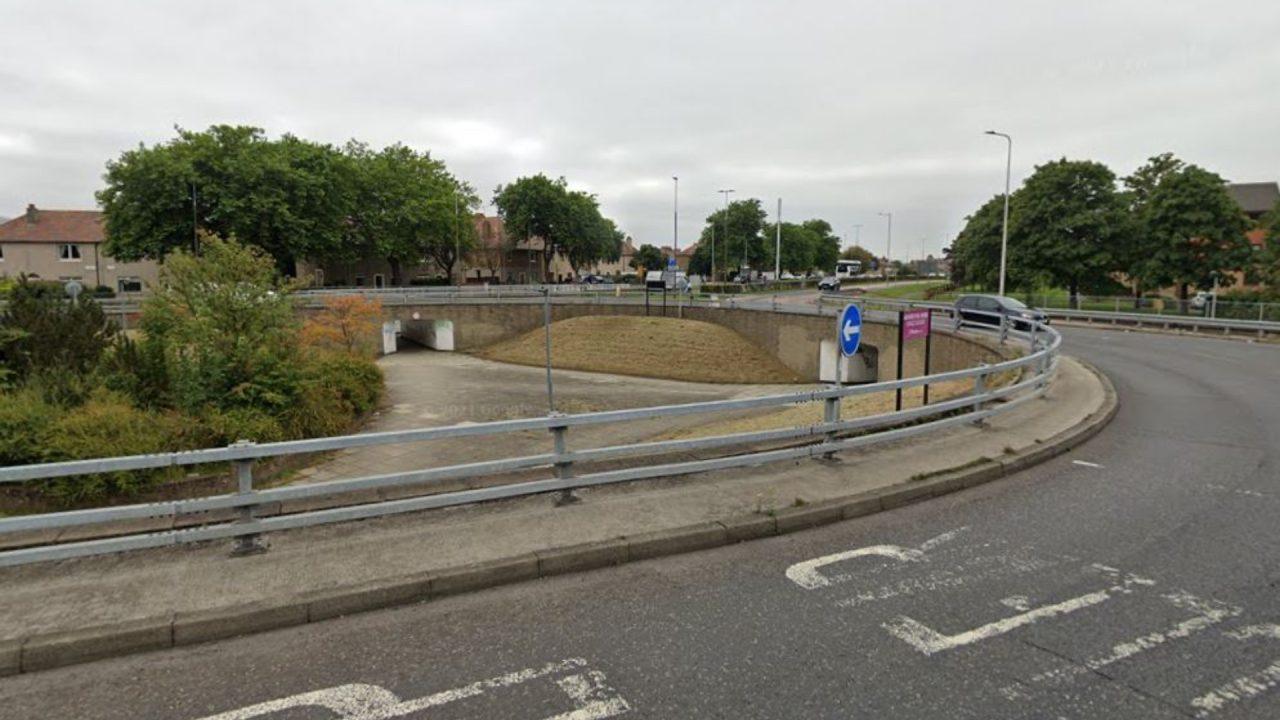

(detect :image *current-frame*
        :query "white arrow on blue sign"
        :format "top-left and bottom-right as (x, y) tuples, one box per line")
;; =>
(838, 303), (862, 357)
(667, 256), (678, 269)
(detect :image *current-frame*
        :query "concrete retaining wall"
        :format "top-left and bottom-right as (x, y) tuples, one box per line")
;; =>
(386, 302), (1002, 382)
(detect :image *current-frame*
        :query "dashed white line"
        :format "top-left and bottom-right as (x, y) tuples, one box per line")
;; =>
(1072, 460), (1104, 468)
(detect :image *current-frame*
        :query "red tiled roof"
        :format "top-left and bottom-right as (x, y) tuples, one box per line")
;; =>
(0, 208), (104, 244)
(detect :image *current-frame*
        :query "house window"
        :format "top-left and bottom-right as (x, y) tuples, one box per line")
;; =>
(117, 277), (143, 293)
(0, 244), (4, 261)
(374, 274), (385, 289)
(354, 275), (366, 287)
(59, 244), (81, 261)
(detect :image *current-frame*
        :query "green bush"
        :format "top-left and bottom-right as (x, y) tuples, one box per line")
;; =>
(0, 387), (59, 465)
(306, 353), (383, 415)
(39, 392), (190, 502)
(201, 407), (286, 445)
(0, 275), (117, 384)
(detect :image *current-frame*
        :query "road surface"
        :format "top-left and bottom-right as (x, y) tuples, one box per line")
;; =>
(2, 327), (1277, 719)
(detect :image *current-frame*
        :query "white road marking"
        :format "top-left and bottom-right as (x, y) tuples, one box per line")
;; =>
(193, 658), (631, 720)
(1000, 590), (1241, 699)
(1072, 460), (1104, 468)
(834, 552), (1059, 609)
(785, 527), (968, 591)
(1205, 483), (1268, 499)
(785, 545), (921, 590)
(1192, 624), (1280, 717)
(883, 565), (1155, 655)
(1000, 595), (1032, 612)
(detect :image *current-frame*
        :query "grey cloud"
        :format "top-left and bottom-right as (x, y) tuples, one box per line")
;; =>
(1, 0), (1277, 259)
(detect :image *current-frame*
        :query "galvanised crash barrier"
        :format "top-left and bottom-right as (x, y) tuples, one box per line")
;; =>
(0, 297), (1059, 567)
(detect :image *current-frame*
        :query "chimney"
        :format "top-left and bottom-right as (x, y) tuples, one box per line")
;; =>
(25, 203), (37, 223)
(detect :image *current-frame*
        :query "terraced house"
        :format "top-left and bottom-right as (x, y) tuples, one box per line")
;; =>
(0, 204), (159, 293)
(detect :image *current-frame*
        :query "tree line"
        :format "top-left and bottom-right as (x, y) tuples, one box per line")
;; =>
(98, 126), (624, 284)
(681, 198), (842, 279)
(947, 153), (1278, 305)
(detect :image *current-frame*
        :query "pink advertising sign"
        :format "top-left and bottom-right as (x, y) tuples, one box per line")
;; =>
(902, 309), (931, 341)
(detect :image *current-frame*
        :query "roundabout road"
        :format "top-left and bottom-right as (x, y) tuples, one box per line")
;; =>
(2, 327), (1278, 719)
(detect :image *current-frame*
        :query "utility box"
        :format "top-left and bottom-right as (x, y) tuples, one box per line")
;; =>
(819, 340), (878, 383)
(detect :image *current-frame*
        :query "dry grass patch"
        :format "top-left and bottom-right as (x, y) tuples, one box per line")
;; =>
(473, 315), (802, 384)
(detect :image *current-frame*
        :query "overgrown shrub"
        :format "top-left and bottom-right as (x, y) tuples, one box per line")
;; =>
(0, 387), (59, 465)
(306, 352), (384, 416)
(300, 295), (384, 357)
(39, 391), (191, 502)
(0, 275), (117, 384)
(141, 236), (302, 415)
(201, 407), (286, 445)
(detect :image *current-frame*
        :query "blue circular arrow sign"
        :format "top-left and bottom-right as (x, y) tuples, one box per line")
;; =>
(838, 303), (862, 357)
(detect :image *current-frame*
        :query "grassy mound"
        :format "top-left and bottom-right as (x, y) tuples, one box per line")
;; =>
(473, 315), (802, 384)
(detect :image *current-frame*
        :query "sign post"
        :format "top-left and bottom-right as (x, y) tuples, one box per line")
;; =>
(826, 303), (862, 458)
(897, 308), (932, 410)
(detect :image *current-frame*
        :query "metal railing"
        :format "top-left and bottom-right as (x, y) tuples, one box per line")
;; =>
(0, 297), (1061, 567)
(833, 292), (1280, 339)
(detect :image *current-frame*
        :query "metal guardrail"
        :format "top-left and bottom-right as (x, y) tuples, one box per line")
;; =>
(0, 296), (1060, 567)
(824, 292), (1280, 339)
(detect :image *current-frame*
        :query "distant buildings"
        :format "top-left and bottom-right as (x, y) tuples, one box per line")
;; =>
(0, 205), (158, 293)
(1226, 182), (1278, 251)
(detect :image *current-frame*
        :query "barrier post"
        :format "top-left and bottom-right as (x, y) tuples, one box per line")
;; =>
(551, 419), (579, 506)
(230, 441), (267, 557)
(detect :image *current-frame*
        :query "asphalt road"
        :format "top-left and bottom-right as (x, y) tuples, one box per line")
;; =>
(2, 327), (1278, 719)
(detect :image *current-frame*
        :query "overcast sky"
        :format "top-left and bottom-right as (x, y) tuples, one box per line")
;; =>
(2, 0), (1278, 259)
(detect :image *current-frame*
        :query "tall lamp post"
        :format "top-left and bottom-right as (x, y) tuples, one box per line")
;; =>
(985, 130), (1012, 296)
(672, 176), (679, 254)
(878, 211), (892, 280)
(774, 198), (782, 281)
(717, 188), (735, 281)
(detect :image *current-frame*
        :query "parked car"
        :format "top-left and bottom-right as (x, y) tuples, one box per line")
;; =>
(954, 294), (1048, 331)
(578, 274), (610, 285)
(817, 276), (841, 292)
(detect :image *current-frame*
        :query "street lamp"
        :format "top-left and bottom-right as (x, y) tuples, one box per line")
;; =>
(985, 130), (1012, 296)
(774, 198), (782, 281)
(878, 211), (892, 280)
(717, 188), (735, 281)
(672, 176), (679, 254)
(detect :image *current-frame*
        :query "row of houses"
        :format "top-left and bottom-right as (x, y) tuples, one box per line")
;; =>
(0, 205), (697, 293)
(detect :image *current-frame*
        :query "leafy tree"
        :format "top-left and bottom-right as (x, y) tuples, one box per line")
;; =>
(562, 191), (623, 274)
(632, 244), (664, 273)
(840, 244), (877, 266)
(687, 242), (712, 277)
(1247, 201), (1280, 293)
(0, 276), (116, 395)
(301, 295), (385, 358)
(1137, 164), (1251, 305)
(762, 222), (817, 274)
(802, 220), (842, 273)
(493, 174), (622, 280)
(1121, 153), (1186, 301)
(948, 194), (1037, 291)
(697, 199), (767, 279)
(1012, 159), (1133, 306)
(99, 125), (356, 275)
(140, 234), (302, 414)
